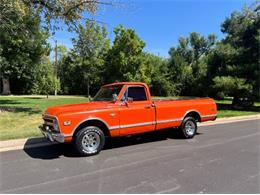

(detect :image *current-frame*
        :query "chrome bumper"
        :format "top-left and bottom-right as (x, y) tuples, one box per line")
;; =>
(39, 125), (64, 143)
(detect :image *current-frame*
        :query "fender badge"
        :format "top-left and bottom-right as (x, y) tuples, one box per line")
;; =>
(64, 121), (71, 126)
(110, 113), (116, 117)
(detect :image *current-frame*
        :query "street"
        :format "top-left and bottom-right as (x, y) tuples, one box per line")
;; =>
(0, 119), (259, 193)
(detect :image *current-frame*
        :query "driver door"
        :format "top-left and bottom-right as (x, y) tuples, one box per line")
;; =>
(119, 86), (156, 135)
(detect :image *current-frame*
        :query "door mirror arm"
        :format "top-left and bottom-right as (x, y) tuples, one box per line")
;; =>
(121, 97), (133, 107)
(126, 97), (133, 103)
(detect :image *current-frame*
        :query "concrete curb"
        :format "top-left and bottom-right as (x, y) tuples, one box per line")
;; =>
(0, 114), (259, 153)
(198, 114), (260, 127)
(0, 137), (58, 152)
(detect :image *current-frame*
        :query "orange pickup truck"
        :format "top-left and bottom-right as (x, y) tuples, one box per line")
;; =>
(40, 82), (217, 156)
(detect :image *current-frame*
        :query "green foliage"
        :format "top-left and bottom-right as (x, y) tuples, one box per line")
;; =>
(166, 2), (259, 105)
(21, 0), (100, 31)
(0, 0), (50, 94)
(1, 0), (259, 108)
(208, 3), (259, 104)
(105, 25), (145, 82)
(213, 76), (252, 100)
(141, 53), (175, 96)
(168, 32), (216, 96)
(31, 56), (60, 96)
(59, 21), (110, 95)
(222, 4), (260, 102)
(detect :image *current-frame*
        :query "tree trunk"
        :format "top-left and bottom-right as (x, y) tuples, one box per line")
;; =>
(1, 78), (11, 95)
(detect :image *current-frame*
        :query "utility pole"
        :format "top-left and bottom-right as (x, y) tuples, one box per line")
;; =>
(54, 40), (58, 96)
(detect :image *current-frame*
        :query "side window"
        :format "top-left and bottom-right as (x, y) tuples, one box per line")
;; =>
(127, 86), (147, 101)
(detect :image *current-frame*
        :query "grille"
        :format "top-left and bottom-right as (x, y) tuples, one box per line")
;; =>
(43, 117), (56, 132)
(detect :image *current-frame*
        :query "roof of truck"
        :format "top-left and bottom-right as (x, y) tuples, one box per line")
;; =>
(102, 82), (147, 87)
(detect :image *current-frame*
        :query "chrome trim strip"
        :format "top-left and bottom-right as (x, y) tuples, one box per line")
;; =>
(110, 125), (120, 130)
(157, 118), (182, 124)
(65, 114), (217, 136)
(71, 117), (111, 135)
(183, 110), (201, 118)
(110, 118), (182, 130)
(120, 121), (156, 129)
(201, 114), (217, 118)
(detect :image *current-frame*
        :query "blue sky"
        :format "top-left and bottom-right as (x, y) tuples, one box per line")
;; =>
(49, 0), (254, 58)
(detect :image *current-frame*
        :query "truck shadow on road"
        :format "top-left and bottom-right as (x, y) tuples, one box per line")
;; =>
(23, 129), (202, 160)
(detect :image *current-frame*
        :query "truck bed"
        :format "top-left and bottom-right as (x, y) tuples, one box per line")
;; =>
(152, 97), (217, 130)
(152, 97), (211, 101)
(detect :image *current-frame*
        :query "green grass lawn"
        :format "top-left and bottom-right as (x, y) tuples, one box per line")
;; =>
(0, 95), (259, 141)
(0, 96), (89, 140)
(215, 99), (260, 117)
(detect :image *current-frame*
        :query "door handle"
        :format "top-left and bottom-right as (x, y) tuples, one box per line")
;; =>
(144, 105), (151, 109)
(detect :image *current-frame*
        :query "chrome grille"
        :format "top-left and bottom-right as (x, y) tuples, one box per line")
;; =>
(43, 116), (55, 132)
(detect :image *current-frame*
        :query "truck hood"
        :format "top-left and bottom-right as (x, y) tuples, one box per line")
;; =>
(44, 101), (111, 116)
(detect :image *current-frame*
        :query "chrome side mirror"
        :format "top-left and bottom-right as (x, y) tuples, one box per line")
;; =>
(112, 94), (118, 102)
(126, 97), (133, 103)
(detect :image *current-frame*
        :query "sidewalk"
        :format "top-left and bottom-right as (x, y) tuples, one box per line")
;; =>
(198, 114), (260, 126)
(0, 137), (58, 152)
(0, 114), (259, 152)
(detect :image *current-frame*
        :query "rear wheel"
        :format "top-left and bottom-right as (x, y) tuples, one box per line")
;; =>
(179, 117), (197, 139)
(74, 126), (105, 156)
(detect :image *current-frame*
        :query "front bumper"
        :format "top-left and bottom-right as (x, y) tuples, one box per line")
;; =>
(39, 125), (64, 143)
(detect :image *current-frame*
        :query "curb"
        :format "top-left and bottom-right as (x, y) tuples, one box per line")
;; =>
(0, 114), (259, 153)
(198, 114), (260, 127)
(0, 137), (58, 152)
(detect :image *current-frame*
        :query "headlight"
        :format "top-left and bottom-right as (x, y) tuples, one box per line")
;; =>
(53, 119), (60, 132)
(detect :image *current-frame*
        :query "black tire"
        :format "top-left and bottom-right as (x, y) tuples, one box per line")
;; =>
(179, 117), (197, 139)
(74, 126), (105, 156)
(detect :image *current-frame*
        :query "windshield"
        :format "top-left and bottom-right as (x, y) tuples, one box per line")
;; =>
(93, 85), (123, 102)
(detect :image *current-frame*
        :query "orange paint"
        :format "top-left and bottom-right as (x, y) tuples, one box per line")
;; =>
(41, 82), (217, 143)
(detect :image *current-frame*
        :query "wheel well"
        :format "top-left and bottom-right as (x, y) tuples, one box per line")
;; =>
(184, 111), (201, 122)
(73, 119), (110, 139)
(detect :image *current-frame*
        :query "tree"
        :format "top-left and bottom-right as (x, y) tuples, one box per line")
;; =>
(0, 0), (113, 95)
(31, 56), (60, 98)
(213, 76), (252, 105)
(0, 0), (49, 94)
(105, 25), (145, 83)
(59, 21), (110, 95)
(143, 53), (175, 96)
(208, 3), (260, 105)
(8, 0), (113, 31)
(168, 32), (216, 96)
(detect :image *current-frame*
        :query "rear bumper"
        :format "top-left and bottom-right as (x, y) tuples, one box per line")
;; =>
(39, 125), (64, 143)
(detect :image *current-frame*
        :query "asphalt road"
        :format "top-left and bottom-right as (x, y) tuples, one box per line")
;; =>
(0, 119), (259, 193)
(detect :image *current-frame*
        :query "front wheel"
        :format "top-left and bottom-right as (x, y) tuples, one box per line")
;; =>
(74, 126), (105, 156)
(179, 117), (197, 139)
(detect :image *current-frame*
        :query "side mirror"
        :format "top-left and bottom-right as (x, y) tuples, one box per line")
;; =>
(112, 94), (118, 102)
(126, 97), (133, 103)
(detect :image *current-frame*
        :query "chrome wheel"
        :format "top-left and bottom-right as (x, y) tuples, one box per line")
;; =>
(82, 130), (101, 152)
(185, 121), (196, 136)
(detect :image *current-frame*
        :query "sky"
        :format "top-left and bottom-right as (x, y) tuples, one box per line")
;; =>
(49, 0), (255, 58)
